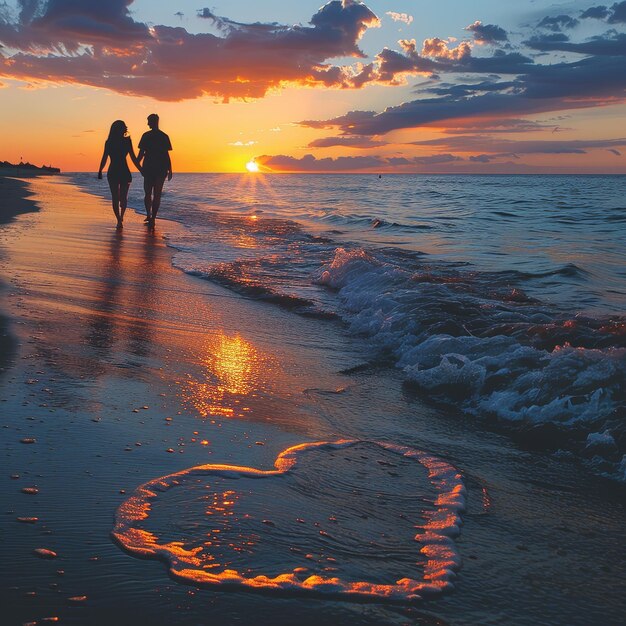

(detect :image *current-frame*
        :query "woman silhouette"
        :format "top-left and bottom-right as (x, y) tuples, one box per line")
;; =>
(98, 120), (142, 228)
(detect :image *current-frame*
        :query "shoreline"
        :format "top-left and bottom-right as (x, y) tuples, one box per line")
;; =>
(0, 175), (42, 376)
(0, 176), (624, 625)
(0, 174), (41, 224)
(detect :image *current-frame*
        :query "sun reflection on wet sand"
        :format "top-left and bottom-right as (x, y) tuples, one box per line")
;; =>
(181, 332), (275, 419)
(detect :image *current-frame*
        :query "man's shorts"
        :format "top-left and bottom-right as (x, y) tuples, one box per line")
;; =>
(143, 170), (167, 186)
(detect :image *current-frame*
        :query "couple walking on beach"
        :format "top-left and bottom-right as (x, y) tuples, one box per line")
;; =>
(98, 114), (172, 229)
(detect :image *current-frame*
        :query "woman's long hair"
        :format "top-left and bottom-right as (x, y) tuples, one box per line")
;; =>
(107, 120), (128, 146)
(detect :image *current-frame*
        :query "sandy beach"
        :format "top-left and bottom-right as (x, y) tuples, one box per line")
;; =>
(1, 175), (625, 626)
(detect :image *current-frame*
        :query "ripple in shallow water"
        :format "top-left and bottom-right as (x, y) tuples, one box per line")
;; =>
(112, 440), (465, 603)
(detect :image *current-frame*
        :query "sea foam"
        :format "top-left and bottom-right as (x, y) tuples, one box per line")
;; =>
(317, 248), (626, 480)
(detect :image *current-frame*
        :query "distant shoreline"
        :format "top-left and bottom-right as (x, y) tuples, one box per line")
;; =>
(0, 161), (60, 175)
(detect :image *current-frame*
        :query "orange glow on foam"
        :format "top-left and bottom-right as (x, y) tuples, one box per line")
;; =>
(112, 440), (466, 603)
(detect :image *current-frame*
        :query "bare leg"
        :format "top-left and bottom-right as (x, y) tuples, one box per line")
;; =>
(151, 177), (166, 222)
(143, 177), (153, 219)
(108, 179), (122, 227)
(119, 183), (130, 223)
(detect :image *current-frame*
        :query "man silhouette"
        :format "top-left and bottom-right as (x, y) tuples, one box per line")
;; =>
(138, 114), (172, 227)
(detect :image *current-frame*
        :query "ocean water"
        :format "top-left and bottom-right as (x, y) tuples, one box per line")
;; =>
(72, 173), (626, 481)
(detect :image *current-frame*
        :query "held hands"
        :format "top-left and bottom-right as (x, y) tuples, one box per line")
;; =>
(97, 171), (103, 180)
(167, 171), (173, 181)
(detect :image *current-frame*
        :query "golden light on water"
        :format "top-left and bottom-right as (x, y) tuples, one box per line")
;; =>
(212, 334), (257, 396)
(181, 331), (273, 419)
(245, 160), (259, 173)
(234, 167), (277, 204)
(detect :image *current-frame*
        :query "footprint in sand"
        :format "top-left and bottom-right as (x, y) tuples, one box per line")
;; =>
(112, 440), (465, 603)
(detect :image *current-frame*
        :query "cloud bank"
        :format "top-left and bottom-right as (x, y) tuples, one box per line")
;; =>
(256, 152), (463, 172)
(296, 8), (626, 137)
(0, 0), (381, 99)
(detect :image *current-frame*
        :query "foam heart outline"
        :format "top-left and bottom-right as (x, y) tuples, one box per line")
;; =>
(111, 440), (466, 603)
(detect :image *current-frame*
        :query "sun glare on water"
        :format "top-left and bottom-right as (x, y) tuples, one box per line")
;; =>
(245, 160), (259, 173)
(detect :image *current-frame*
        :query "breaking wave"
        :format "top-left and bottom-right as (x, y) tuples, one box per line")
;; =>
(316, 248), (626, 481)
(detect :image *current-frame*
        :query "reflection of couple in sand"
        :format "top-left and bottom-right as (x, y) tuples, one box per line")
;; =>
(98, 113), (173, 229)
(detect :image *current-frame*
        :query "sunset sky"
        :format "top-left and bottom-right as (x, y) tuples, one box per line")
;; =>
(1, 0), (625, 173)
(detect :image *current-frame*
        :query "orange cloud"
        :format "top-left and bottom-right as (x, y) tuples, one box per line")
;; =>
(421, 37), (472, 60)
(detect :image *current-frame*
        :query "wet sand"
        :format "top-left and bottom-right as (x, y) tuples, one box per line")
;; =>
(0, 175), (41, 378)
(0, 174), (42, 224)
(0, 176), (625, 625)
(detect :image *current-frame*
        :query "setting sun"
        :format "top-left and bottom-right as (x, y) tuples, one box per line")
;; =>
(245, 160), (259, 173)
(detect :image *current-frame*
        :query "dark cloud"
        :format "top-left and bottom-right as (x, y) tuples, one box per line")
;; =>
(385, 153), (463, 165)
(424, 78), (517, 97)
(307, 135), (386, 148)
(0, 0), (381, 99)
(300, 110), (377, 130)
(411, 135), (626, 155)
(580, 2), (626, 22)
(537, 14), (580, 32)
(301, 44), (626, 135)
(196, 8), (281, 34)
(18, 0), (42, 25)
(525, 32), (570, 45)
(6, 0), (151, 49)
(386, 157), (410, 165)
(469, 154), (504, 162)
(580, 6), (611, 19)
(300, 95), (543, 135)
(412, 153), (462, 164)
(465, 21), (508, 44)
(443, 118), (556, 133)
(373, 46), (437, 81)
(609, 0), (626, 22)
(525, 31), (626, 55)
(39, 0), (145, 35)
(522, 54), (626, 98)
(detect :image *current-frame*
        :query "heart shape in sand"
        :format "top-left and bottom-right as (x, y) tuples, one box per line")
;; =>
(111, 440), (465, 603)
